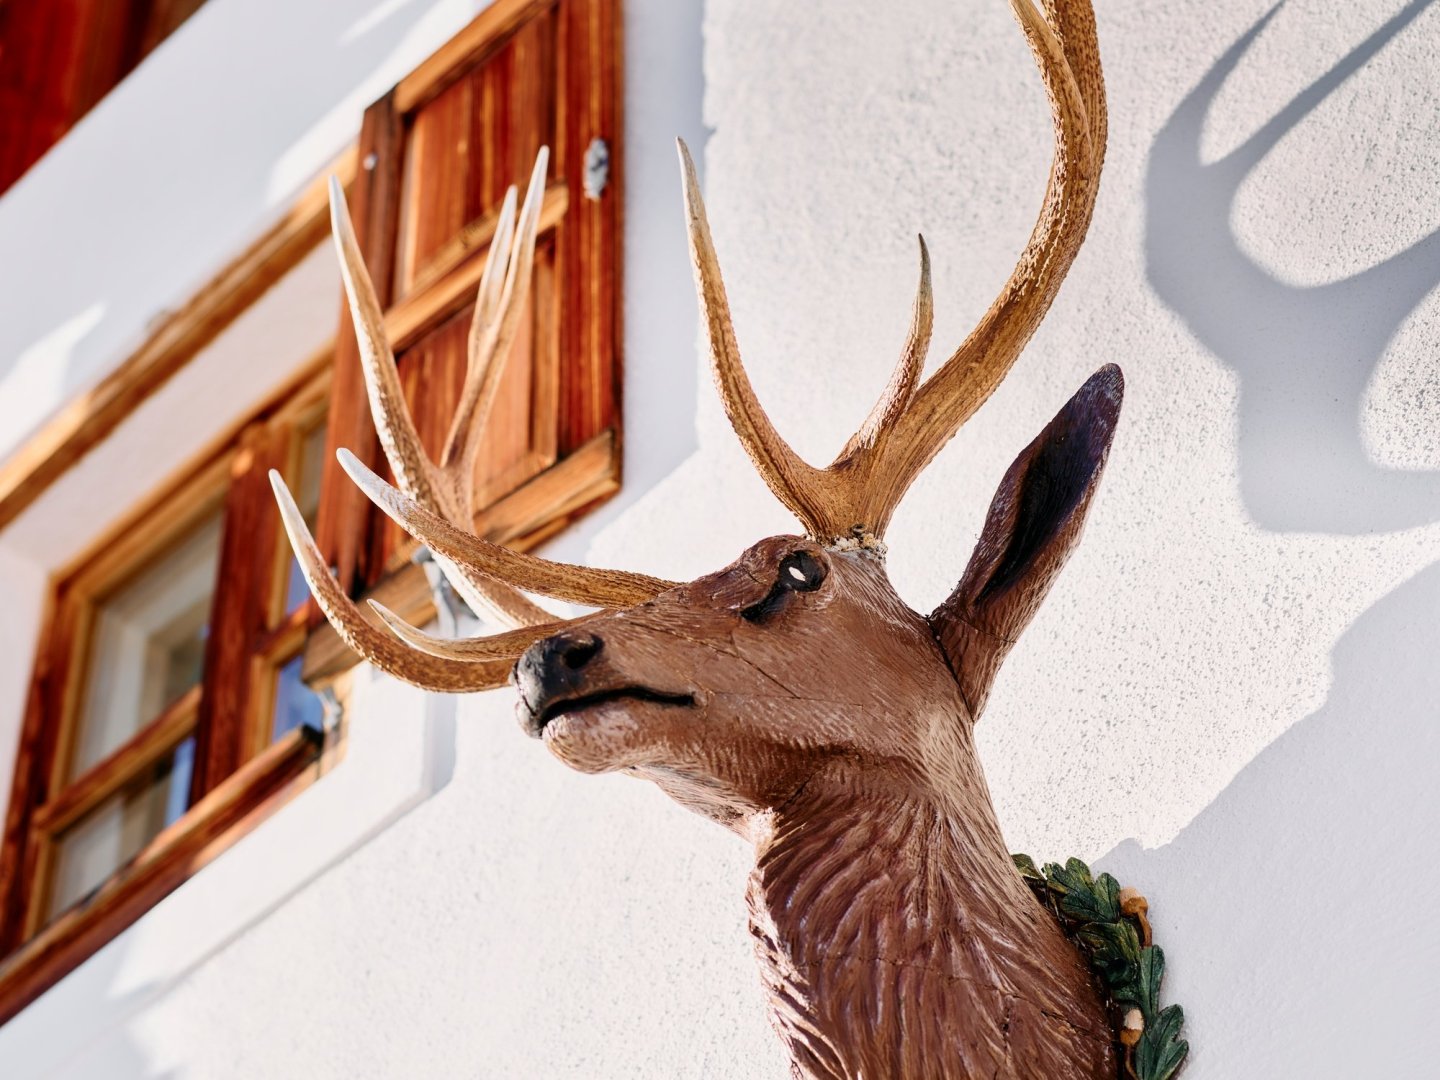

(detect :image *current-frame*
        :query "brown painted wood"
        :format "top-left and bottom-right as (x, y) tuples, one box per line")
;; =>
(0, 726), (322, 1026)
(0, 607), (58, 955)
(314, 95), (402, 606)
(0, 151), (353, 533)
(393, 0), (557, 115)
(515, 505), (1120, 1076)
(0, 1), (210, 195)
(192, 423), (283, 797)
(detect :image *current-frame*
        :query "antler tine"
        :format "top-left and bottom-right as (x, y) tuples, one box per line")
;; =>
(329, 177), (443, 513)
(270, 471), (516, 691)
(838, 235), (933, 463)
(472, 185), (518, 340)
(678, 0), (1101, 545)
(339, 450), (678, 608)
(676, 139), (831, 538)
(331, 162), (554, 630)
(441, 146), (550, 483)
(370, 600), (570, 661)
(853, 0), (1103, 536)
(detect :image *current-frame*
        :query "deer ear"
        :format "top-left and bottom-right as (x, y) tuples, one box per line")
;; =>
(928, 365), (1123, 720)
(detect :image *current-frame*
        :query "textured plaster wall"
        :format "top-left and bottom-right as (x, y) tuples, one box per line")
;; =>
(2, 0), (1439, 1076)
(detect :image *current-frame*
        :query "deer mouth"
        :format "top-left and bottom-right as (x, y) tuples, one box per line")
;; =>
(532, 687), (695, 738)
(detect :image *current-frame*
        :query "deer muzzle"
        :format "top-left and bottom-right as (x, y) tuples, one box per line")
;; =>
(513, 629), (695, 741)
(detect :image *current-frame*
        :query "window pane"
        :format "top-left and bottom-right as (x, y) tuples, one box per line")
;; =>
(46, 736), (195, 921)
(284, 420), (328, 613)
(71, 514), (222, 778)
(270, 653), (324, 742)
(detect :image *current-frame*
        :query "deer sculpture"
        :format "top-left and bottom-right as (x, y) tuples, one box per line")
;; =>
(273, 0), (1121, 1074)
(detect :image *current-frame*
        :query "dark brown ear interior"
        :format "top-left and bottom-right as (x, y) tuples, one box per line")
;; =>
(929, 364), (1123, 719)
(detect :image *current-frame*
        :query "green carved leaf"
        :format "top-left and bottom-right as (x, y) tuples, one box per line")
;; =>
(1135, 1004), (1188, 1080)
(1044, 857), (1095, 901)
(1061, 870), (1121, 923)
(1012, 853), (1045, 891)
(1020, 855), (1189, 1077)
(1076, 918), (1142, 986)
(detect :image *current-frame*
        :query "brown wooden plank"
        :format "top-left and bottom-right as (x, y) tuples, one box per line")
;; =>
(0, 726), (322, 1026)
(556, 0), (622, 456)
(6, 595), (86, 947)
(386, 184), (568, 348)
(0, 595), (59, 954)
(393, 0), (556, 114)
(192, 422), (283, 797)
(313, 95), (402, 607)
(0, 149), (355, 533)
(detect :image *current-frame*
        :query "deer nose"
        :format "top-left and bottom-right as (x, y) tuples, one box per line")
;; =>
(514, 629), (604, 737)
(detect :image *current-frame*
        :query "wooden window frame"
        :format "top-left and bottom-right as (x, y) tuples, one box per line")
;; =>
(0, 0), (623, 1024)
(0, 355), (341, 1025)
(307, 0), (623, 682)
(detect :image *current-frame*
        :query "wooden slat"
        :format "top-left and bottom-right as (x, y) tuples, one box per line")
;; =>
(313, 97), (402, 604)
(387, 184), (569, 349)
(555, 0), (622, 456)
(0, 149), (355, 534)
(0, 593), (59, 954)
(192, 422), (283, 796)
(0, 726), (323, 1026)
(302, 427), (619, 684)
(30, 685), (200, 836)
(394, 0), (557, 114)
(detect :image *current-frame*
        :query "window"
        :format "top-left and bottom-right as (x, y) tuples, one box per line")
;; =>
(0, 361), (334, 1019)
(0, 0), (620, 1022)
(0, 0), (211, 196)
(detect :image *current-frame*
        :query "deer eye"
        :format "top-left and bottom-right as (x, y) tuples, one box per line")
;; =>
(778, 550), (825, 591)
(741, 551), (826, 622)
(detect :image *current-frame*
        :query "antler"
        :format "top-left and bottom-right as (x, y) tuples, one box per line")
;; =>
(681, 0), (1105, 544)
(273, 147), (679, 692)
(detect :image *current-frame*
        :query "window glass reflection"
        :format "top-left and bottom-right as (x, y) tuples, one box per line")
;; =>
(72, 515), (221, 778)
(284, 421), (328, 613)
(47, 736), (195, 921)
(271, 654), (324, 742)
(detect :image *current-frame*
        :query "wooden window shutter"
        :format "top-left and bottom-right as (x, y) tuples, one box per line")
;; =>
(307, 0), (621, 682)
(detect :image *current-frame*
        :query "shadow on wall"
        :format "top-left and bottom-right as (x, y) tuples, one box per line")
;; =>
(5, 939), (176, 1080)
(1117, 3), (1440, 1073)
(1145, 0), (1440, 534)
(1102, 560), (1440, 1076)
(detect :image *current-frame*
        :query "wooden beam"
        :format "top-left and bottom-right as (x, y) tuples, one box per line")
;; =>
(0, 148), (356, 534)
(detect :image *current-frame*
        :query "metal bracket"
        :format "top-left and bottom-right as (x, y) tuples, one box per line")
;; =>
(317, 685), (344, 738)
(583, 137), (610, 201)
(411, 546), (467, 637)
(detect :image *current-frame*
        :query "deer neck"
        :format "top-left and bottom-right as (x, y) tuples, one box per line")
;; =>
(745, 759), (1114, 1079)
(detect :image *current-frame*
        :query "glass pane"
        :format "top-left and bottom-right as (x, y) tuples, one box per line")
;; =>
(270, 654), (324, 742)
(46, 737), (195, 921)
(284, 420), (328, 613)
(71, 514), (222, 778)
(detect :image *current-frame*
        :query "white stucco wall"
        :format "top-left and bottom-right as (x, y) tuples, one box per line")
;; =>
(2, 0), (1439, 1076)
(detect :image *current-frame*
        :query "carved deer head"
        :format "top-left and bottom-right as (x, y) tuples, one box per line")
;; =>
(275, 1), (1121, 1074)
